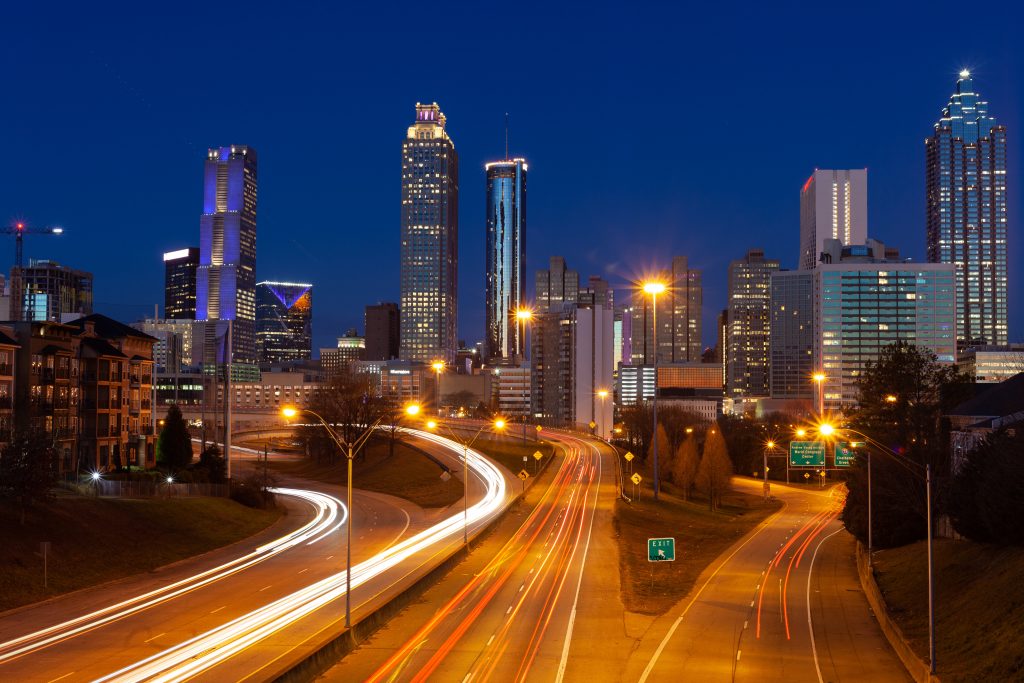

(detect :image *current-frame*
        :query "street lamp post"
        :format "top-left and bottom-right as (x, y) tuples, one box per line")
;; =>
(431, 361), (445, 417)
(282, 402), (419, 630)
(763, 440), (775, 501)
(813, 372), (826, 416)
(643, 280), (666, 501)
(515, 308), (533, 440)
(596, 389), (609, 439)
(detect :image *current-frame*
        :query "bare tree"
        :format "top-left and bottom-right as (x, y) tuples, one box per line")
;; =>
(696, 426), (733, 511)
(671, 435), (700, 501)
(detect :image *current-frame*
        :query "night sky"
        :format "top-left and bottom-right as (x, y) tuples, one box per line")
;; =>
(3, 2), (1022, 353)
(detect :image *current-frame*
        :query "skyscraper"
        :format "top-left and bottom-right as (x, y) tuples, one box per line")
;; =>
(535, 256), (579, 312)
(630, 256), (702, 364)
(255, 281), (312, 364)
(364, 302), (400, 361)
(799, 169), (867, 269)
(484, 158), (527, 362)
(14, 259), (93, 322)
(769, 270), (814, 401)
(926, 70), (1008, 349)
(195, 146), (258, 365)
(727, 249), (780, 397)
(163, 247), (199, 319)
(400, 103), (458, 363)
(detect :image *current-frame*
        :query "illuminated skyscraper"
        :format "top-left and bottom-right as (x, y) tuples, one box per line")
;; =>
(630, 256), (702, 364)
(400, 103), (458, 363)
(926, 70), (1008, 348)
(799, 169), (867, 269)
(256, 281), (312, 364)
(163, 247), (199, 319)
(535, 256), (579, 312)
(484, 158), (527, 362)
(195, 146), (257, 365)
(727, 249), (780, 397)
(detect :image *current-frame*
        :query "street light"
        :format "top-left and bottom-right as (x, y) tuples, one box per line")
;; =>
(596, 389), (610, 439)
(763, 440), (776, 498)
(642, 279), (667, 501)
(281, 402), (419, 629)
(424, 417), (507, 544)
(812, 372), (826, 415)
(885, 394), (898, 404)
(515, 307), (533, 365)
(431, 361), (445, 417)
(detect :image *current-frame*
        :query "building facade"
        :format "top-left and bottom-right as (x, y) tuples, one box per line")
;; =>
(131, 319), (197, 373)
(364, 302), (400, 361)
(926, 70), (1008, 349)
(799, 169), (868, 270)
(726, 249), (780, 397)
(630, 256), (702, 365)
(956, 344), (1024, 383)
(196, 145), (258, 365)
(255, 281), (312, 364)
(769, 269), (815, 400)
(484, 158), (527, 363)
(320, 330), (365, 377)
(400, 103), (459, 363)
(163, 247), (199, 319)
(535, 256), (579, 312)
(13, 259), (93, 322)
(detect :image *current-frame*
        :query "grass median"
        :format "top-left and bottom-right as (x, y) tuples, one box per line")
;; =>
(0, 496), (281, 612)
(614, 483), (781, 615)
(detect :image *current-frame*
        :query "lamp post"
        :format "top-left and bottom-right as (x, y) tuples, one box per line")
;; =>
(763, 440), (775, 500)
(596, 389), (609, 439)
(643, 280), (666, 501)
(812, 372), (826, 416)
(424, 417), (506, 545)
(515, 308), (533, 439)
(431, 361), (445, 417)
(282, 402), (420, 630)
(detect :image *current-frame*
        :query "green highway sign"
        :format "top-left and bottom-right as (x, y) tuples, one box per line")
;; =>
(790, 441), (826, 467)
(648, 537), (676, 562)
(835, 441), (865, 467)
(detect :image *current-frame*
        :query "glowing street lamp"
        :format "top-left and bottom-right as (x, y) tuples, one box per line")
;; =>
(812, 372), (826, 415)
(642, 279), (667, 501)
(885, 394), (898, 404)
(596, 389), (610, 438)
(430, 361), (445, 417)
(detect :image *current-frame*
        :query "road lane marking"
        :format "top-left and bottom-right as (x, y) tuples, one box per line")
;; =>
(487, 635), (494, 646)
(807, 528), (843, 683)
(210, 606), (226, 614)
(743, 620), (748, 630)
(298, 568), (309, 574)
(143, 633), (165, 644)
(259, 585), (272, 592)
(46, 673), (75, 683)
(736, 650), (741, 661)
(326, 555), (334, 560)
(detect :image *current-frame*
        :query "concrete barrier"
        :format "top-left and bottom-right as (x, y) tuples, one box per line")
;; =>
(855, 542), (940, 683)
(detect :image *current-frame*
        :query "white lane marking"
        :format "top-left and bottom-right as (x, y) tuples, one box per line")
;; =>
(259, 585), (272, 592)
(326, 555), (334, 560)
(143, 633), (165, 644)
(210, 606), (226, 614)
(462, 673), (474, 683)
(743, 620), (748, 630)
(736, 650), (742, 661)
(487, 635), (494, 646)
(46, 673), (75, 683)
(506, 605), (513, 615)
(807, 528), (843, 683)
(298, 568), (309, 574)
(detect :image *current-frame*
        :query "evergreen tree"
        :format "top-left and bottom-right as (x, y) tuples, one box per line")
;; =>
(696, 426), (733, 511)
(671, 434), (699, 501)
(157, 404), (193, 471)
(948, 430), (1024, 545)
(648, 423), (671, 483)
(0, 429), (57, 524)
(197, 444), (227, 484)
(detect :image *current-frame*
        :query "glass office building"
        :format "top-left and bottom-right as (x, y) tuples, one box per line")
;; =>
(926, 71), (1008, 349)
(769, 270), (814, 400)
(727, 249), (780, 397)
(255, 281), (312, 364)
(163, 247), (199, 319)
(400, 103), (459, 363)
(484, 158), (527, 362)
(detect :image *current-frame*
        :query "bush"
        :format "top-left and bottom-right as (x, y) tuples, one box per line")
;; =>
(948, 430), (1024, 545)
(230, 473), (276, 509)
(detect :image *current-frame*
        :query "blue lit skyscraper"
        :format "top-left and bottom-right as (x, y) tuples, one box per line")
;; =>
(926, 71), (1008, 349)
(256, 281), (312, 364)
(196, 146), (258, 365)
(400, 103), (458, 363)
(484, 158), (527, 362)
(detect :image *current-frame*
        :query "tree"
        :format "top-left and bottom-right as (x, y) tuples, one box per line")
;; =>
(947, 430), (1024, 545)
(157, 404), (193, 471)
(619, 402), (653, 463)
(671, 435), (699, 501)
(840, 450), (926, 548)
(443, 390), (478, 413)
(0, 429), (57, 524)
(302, 371), (388, 465)
(696, 426), (733, 511)
(196, 444), (227, 484)
(648, 423), (671, 483)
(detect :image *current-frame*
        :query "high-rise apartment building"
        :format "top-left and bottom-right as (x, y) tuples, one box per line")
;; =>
(926, 70), (1008, 349)
(196, 146), (258, 365)
(630, 256), (701, 364)
(484, 158), (527, 363)
(726, 249), (780, 397)
(799, 169), (867, 269)
(365, 302), (400, 361)
(163, 248), (199, 319)
(13, 259), (93, 322)
(255, 281), (312, 364)
(535, 256), (579, 312)
(400, 103), (459, 363)
(321, 329), (365, 377)
(769, 270), (814, 401)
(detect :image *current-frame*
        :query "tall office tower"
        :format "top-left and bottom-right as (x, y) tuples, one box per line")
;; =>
(726, 249), (780, 397)
(195, 146), (258, 364)
(769, 270), (815, 401)
(630, 256), (702, 364)
(163, 248), (199, 319)
(484, 158), (527, 362)
(926, 70), (1008, 349)
(14, 259), (93, 322)
(400, 103), (459, 363)
(365, 302), (400, 360)
(716, 309), (728, 386)
(535, 256), (579, 311)
(255, 281), (312, 364)
(799, 169), (867, 270)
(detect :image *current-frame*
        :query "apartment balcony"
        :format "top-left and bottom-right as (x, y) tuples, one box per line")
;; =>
(109, 425), (120, 436)
(0, 364), (12, 376)
(129, 374), (141, 386)
(129, 402), (140, 415)
(41, 368), (55, 384)
(141, 375), (153, 385)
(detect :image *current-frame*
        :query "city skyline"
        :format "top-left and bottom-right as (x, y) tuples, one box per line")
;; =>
(4, 4), (1021, 352)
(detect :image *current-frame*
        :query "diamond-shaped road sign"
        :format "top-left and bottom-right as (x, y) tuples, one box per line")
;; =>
(624, 451), (634, 462)
(631, 472), (642, 486)
(533, 450), (543, 460)
(518, 470), (529, 480)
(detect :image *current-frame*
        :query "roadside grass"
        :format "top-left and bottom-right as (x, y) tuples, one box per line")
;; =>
(873, 539), (1024, 682)
(614, 481), (781, 615)
(467, 432), (556, 477)
(0, 496), (281, 612)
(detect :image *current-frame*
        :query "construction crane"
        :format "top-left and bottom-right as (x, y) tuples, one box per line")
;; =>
(1, 222), (64, 270)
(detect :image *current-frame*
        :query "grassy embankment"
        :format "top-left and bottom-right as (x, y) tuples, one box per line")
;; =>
(873, 539), (1024, 683)
(0, 497), (281, 612)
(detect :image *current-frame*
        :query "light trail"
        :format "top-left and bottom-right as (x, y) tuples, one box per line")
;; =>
(94, 429), (509, 683)
(0, 488), (344, 664)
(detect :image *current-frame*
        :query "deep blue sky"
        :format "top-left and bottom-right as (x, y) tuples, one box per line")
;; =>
(3, 2), (1022, 352)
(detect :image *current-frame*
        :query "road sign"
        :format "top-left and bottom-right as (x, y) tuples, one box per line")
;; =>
(790, 441), (826, 467)
(533, 450), (543, 460)
(631, 472), (642, 485)
(624, 451), (634, 462)
(648, 537), (676, 562)
(804, 472), (811, 480)
(536, 425), (543, 432)
(835, 441), (865, 467)
(518, 470), (529, 480)
(588, 421), (596, 429)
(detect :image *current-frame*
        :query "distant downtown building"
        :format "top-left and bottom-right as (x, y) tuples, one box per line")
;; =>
(799, 169), (867, 270)
(163, 247), (199, 319)
(321, 329), (365, 377)
(630, 256), (702, 365)
(484, 158), (527, 363)
(255, 281), (312, 364)
(196, 146), (258, 366)
(926, 70), (1008, 349)
(400, 103), (459, 363)
(364, 303), (400, 361)
(14, 259), (93, 322)
(726, 249), (780, 398)
(769, 269), (814, 401)
(535, 256), (579, 312)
